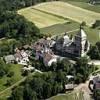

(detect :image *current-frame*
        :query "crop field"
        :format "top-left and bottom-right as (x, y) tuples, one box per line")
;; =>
(18, 1), (100, 44)
(18, 7), (68, 28)
(33, 1), (100, 26)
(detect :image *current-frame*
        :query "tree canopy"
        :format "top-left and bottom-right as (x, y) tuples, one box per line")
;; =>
(88, 42), (100, 60)
(0, 0), (54, 11)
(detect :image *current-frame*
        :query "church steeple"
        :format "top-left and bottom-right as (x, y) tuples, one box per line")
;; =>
(76, 26), (87, 39)
(74, 27), (88, 57)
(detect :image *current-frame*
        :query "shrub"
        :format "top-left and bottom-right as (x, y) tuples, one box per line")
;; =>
(7, 71), (14, 77)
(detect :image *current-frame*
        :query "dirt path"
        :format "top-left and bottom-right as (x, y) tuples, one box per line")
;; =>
(88, 60), (100, 66)
(74, 81), (92, 100)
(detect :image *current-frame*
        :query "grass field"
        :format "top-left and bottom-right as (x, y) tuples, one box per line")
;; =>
(41, 23), (100, 44)
(18, 7), (68, 28)
(49, 92), (84, 100)
(0, 64), (23, 100)
(33, 1), (100, 26)
(61, 0), (100, 13)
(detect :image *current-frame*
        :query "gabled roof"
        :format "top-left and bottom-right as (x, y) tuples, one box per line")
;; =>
(43, 52), (53, 63)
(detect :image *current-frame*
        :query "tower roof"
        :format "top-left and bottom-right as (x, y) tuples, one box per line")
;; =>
(77, 28), (87, 38)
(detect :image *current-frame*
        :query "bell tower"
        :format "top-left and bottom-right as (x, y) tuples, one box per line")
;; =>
(74, 27), (88, 57)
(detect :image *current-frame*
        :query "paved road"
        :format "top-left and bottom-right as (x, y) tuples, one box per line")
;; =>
(88, 60), (100, 66)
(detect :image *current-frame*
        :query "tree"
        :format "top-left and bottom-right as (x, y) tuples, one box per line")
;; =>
(11, 86), (24, 100)
(7, 71), (14, 77)
(0, 59), (10, 77)
(6, 79), (13, 86)
(74, 57), (93, 83)
(88, 45), (100, 60)
(92, 20), (100, 28)
(23, 84), (37, 100)
(81, 21), (86, 27)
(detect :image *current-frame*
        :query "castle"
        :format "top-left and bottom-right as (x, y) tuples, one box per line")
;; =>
(33, 27), (90, 66)
(54, 27), (90, 57)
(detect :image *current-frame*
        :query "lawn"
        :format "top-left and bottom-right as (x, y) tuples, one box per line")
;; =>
(40, 22), (79, 35)
(33, 1), (100, 26)
(0, 64), (23, 100)
(18, 7), (68, 28)
(49, 92), (84, 100)
(61, 0), (100, 13)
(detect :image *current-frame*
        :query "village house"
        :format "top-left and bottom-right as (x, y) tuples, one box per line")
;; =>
(43, 52), (57, 66)
(33, 37), (57, 66)
(14, 48), (30, 65)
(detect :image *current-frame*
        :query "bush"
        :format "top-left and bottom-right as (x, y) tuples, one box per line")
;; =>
(6, 79), (13, 86)
(92, 20), (100, 28)
(81, 21), (86, 26)
(0, 69), (6, 77)
(22, 70), (29, 76)
(7, 71), (14, 77)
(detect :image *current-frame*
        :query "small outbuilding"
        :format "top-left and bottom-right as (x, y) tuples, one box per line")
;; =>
(4, 55), (15, 63)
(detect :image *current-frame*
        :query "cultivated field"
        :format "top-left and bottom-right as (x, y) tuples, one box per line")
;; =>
(18, 7), (68, 28)
(33, 1), (100, 26)
(65, 1), (100, 13)
(61, 0), (100, 13)
(18, 1), (100, 44)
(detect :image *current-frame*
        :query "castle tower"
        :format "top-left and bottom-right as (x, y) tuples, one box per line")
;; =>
(74, 27), (89, 57)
